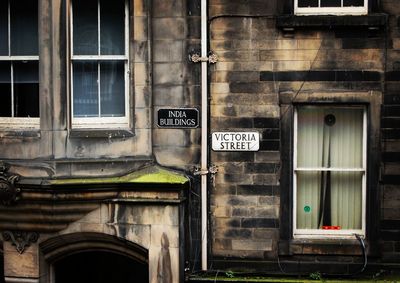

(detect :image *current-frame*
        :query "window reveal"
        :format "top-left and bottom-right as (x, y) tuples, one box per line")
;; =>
(0, 0), (39, 121)
(293, 106), (366, 237)
(71, 0), (128, 128)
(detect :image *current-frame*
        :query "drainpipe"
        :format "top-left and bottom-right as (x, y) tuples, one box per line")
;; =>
(200, 0), (208, 271)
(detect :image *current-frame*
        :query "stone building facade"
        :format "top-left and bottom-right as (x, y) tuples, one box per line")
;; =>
(0, 0), (200, 282)
(0, 0), (400, 282)
(207, 0), (400, 277)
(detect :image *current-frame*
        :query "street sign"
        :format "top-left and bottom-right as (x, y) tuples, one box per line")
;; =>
(157, 108), (199, 128)
(212, 132), (260, 151)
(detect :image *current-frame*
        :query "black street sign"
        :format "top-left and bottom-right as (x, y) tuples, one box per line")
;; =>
(157, 108), (199, 128)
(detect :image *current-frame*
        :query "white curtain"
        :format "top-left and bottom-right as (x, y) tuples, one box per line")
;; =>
(296, 107), (364, 230)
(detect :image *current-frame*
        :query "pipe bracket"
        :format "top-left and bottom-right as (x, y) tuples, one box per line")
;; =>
(190, 51), (218, 64)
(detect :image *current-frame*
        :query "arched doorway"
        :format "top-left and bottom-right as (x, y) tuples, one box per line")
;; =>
(53, 251), (148, 283)
(41, 233), (149, 283)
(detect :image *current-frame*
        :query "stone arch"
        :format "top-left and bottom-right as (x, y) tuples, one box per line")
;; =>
(40, 232), (148, 264)
(40, 232), (149, 283)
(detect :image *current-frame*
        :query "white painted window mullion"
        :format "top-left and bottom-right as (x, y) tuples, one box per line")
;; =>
(10, 62), (14, 117)
(7, 0), (10, 56)
(98, 63), (101, 117)
(97, 0), (101, 118)
(98, 0), (101, 56)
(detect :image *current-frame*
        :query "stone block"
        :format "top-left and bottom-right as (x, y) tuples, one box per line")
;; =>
(154, 147), (200, 168)
(153, 40), (183, 62)
(135, 107), (151, 129)
(260, 49), (320, 61)
(133, 40), (149, 63)
(133, 0), (147, 16)
(214, 228), (252, 239)
(77, 208), (101, 224)
(212, 206), (232, 217)
(255, 151), (281, 162)
(232, 239), (273, 251)
(150, 225), (179, 248)
(153, 18), (185, 40)
(134, 17), (148, 40)
(149, 246), (180, 283)
(213, 238), (232, 250)
(134, 85), (151, 108)
(153, 0), (183, 17)
(115, 204), (179, 226)
(4, 242), (39, 279)
(153, 129), (190, 147)
(134, 62), (148, 85)
(153, 63), (184, 85)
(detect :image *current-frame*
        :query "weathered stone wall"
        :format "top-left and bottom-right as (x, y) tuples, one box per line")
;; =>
(381, 0), (400, 265)
(152, 0), (201, 170)
(209, 1), (281, 262)
(0, 0), (202, 178)
(3, 201), (183, 283)
(209, 0), (398, 273)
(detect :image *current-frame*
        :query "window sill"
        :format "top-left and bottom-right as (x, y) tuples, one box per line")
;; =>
(276, 13), (387, 30)
(69, 129), (134, 139)
(0, 130), (41, 139)
(279, 238), (379, 256)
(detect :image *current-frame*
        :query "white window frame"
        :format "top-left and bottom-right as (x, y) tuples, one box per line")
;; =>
(70, 0), (130, 129)
(292, 105), (367, 239)
(294, 0), (368, 15)
(0, 0), (39, 129)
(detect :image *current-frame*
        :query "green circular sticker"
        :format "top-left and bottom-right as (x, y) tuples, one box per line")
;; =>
(304, 205), (311, 213)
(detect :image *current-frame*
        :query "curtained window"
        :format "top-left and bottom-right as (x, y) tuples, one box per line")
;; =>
(293, 106), (366, 237)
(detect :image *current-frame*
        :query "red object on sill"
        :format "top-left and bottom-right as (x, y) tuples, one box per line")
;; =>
(322, 226), (341, 230)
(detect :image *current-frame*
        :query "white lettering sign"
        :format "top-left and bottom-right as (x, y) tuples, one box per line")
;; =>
(212, 132), (260, 151)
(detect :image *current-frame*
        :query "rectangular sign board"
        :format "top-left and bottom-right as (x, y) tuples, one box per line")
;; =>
(212, 132), (260, 151)
(157, 108), (199, 128)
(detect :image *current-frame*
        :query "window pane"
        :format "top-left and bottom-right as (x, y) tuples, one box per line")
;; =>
(343, 0), (364, 6)
(13, 61), (39, 117)
(73, 61), (98, 117)
(297, 171), (321, 229)
(296, 171), (362, 230)
(0, 0), (8, 56)
(0, 62), (11, 117)
(10, 0), (38, 56)
(331, 172), (362, 230)
(321, 0), (341, 7)
(100, 61), (125, 117)
(100, 0), (125, 55)
(297, 107), (363, 168)
(73, 0), (98, 55)
(298, 0), (318, 7)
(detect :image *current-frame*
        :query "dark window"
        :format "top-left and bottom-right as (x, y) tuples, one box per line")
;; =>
(0, 0), (39, 119)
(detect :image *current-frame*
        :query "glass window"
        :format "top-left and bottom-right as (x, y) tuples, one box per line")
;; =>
(71, 0), (128, 128)
(0, 0), (39, 126)
(293, 106), (366, 237)
(295, 0), (367, 15)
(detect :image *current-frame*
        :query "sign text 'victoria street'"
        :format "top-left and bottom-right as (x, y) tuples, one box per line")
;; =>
(212, 132), (260, 151)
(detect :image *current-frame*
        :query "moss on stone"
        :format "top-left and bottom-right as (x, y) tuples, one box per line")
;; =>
(49, 166), (189, 186)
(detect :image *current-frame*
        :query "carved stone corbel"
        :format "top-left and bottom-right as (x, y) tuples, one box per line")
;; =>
(2, 231), (39, 254)
(0, 162), (21, 205)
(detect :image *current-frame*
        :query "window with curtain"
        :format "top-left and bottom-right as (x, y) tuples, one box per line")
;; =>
(294, 0), (368, 15)
(71, 0), (129, 128)
(0, 0), (39, 128)
(293, 106), (366, 237)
